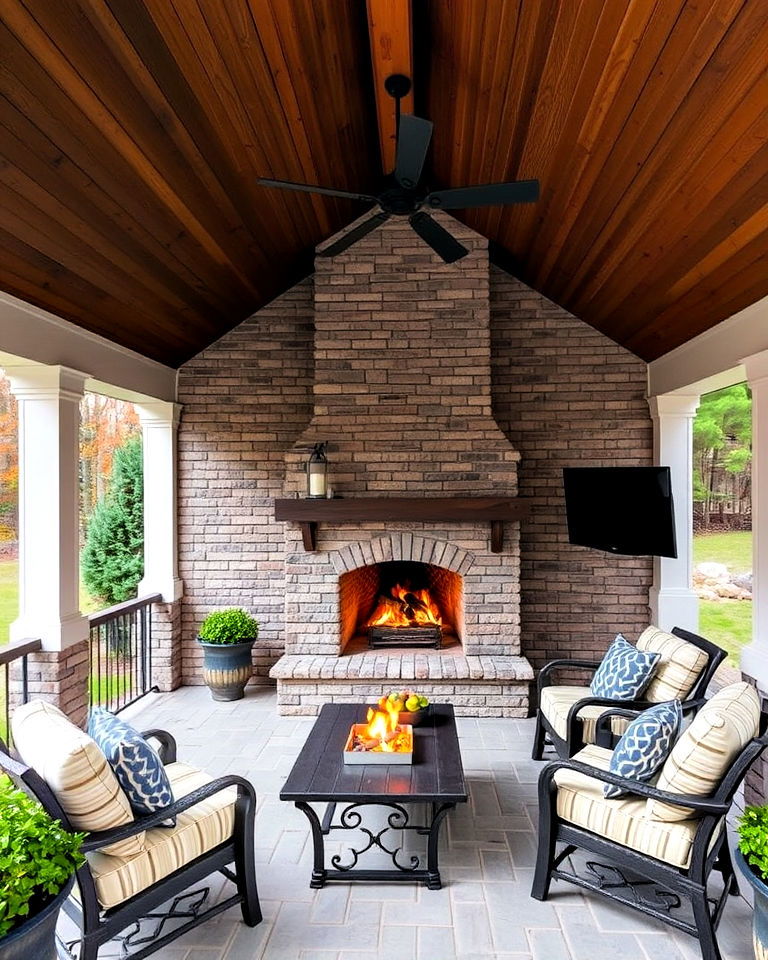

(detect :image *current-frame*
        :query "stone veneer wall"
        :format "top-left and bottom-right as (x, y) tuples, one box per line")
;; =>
(490, 267), (654, 671)
(177, 219), (653, 690)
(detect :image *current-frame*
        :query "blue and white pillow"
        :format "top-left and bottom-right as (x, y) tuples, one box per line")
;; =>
(88, 707), (175, 822)
(590, 634), (660, 701)
(604, 700), (682, 798)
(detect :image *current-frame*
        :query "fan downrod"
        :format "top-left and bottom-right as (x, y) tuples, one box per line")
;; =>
(384, 73), (412, 100)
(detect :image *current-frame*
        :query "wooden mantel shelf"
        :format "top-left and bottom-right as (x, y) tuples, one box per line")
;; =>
(273, 497), (531, 553)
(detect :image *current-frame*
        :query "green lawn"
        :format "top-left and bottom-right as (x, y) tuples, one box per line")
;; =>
(693, 530), (752, 573)
(0, 559), (18, 646)
(694, 531), (752, 666)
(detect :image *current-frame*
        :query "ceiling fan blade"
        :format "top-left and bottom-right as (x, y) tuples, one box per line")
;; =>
(394, 114), (434, 189)
(425, 179), (540, 210)
(408, 213), (468, 264)
(257, 178), (377, 203)
(318, 212), (390, 257)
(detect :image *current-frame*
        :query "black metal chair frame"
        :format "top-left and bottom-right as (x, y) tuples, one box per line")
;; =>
(0, 729), (262, 960)
(532, 707), (768, 960)
(531, 626), (727, 760)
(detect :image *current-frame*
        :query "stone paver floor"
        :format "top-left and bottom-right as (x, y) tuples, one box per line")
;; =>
(60, 685), (754, 960)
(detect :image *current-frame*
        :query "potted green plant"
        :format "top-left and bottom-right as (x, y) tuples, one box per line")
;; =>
(736, 804), (768, 958)
(0, 776), (84, 960)
(197, 608), (259, 701)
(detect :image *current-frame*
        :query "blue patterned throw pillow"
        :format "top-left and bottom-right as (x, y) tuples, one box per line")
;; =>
(604, 700), (682, 798)
(590, 634), (660, 701)
(88, 707), (175, 822)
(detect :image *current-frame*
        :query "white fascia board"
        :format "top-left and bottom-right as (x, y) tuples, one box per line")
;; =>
(0, 291), (177, 402)
(648, 294), (768, 397)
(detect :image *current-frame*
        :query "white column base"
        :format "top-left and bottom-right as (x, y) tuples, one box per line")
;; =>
(648, 585), (699, 634)
(740, 642), (768, 692)
(10, 612), (89, 649)
(138, 576), (184, 603)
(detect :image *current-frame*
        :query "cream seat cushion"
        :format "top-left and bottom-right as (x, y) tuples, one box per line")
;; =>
(554, 744), (720, 869)
(636, 626), (708, 702)
(648, 680), (760, 821)
(11, 700), (143, 858)
(87, 761), (237, 909)
(540, 686), (625, 744)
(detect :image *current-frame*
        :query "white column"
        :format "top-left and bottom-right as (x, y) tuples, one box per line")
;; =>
(5, 364), (88, 650)
(135, 401), (183, 602)
(648, 393), (700, 632)
(740, 349), (768, 688)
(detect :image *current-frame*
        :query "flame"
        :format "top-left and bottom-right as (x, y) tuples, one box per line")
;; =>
(367, 583), (442, 628)
(348, 704), (412, 754)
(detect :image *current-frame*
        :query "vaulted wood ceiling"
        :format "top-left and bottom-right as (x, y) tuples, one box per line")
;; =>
(1, 0), (766, 367)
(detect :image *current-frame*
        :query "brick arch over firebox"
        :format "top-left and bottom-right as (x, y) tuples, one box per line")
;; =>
(327, 533), (476, 578)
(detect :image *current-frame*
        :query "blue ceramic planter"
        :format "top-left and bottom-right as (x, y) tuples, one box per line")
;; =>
(198, 639), (254, 701)
(0, 876), (73, 960)
(735, 847), (768, 959)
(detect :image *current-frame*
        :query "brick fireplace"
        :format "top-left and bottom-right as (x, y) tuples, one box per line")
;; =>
(269, 212), (533, 715)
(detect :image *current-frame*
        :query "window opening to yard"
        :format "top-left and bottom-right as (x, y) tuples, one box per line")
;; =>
(692, 382), (752, 666)
(80, 392), (149, 710)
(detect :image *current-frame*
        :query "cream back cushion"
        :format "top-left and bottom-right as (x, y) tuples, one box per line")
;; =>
(12, 700), (144, 857)
(647, 681), (760, 822)
(636, 626), (708, 702)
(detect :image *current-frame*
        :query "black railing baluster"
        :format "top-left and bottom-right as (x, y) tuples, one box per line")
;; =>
(0, 640), (43, 746)
(87, 594), (161, 714)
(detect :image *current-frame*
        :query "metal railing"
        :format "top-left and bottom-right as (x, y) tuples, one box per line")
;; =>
(0, 638), (42, 745)
(88, 594), (162, 713)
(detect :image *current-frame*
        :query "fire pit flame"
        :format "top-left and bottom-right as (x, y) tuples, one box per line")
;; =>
(343, 703), (414, 761)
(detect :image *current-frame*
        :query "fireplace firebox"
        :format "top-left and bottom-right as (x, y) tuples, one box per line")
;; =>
(339, 560), (463, 652)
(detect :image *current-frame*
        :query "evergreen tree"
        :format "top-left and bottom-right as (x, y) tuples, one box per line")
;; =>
(82, 435), (144, 605)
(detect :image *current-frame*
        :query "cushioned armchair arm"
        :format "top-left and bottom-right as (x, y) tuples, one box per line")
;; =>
(141, 728), (177, 764)
(537, 659), (601, 693)
(540, 758), (728, 815)
(593, 697), (705, 748)
(80, 774), (255, 853)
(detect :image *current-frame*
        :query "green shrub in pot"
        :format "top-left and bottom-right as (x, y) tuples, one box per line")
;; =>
(197, 608), (259, 701)
(0, 775), (84, 958)
(736, 804), (768, 959)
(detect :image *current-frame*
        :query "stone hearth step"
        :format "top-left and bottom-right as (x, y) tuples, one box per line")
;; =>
(269, 653), (533, 718)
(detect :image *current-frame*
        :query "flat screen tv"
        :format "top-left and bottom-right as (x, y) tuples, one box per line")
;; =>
(562, 466), (677, 558)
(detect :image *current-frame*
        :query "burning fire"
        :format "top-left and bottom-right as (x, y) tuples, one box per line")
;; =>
(367, 584), (442, 629)
(347, 703), (412, 754)
(364, 704), (400, 751)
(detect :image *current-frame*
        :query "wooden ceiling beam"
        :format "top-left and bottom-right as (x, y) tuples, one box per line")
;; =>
(366, 0), (414, 174)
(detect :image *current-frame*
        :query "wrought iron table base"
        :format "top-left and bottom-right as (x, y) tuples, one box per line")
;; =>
(295, 800), (456, 889)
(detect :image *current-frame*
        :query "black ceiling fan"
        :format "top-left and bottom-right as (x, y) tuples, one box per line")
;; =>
(257, 74), (539, 264)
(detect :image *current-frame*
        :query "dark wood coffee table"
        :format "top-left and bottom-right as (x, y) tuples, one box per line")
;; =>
(281, 702), (467, 889)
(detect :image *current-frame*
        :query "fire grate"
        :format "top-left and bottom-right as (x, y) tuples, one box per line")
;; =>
(368, 625), (442, 649)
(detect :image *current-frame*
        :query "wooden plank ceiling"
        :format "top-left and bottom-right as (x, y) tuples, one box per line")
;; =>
(0, 0), (766, 367)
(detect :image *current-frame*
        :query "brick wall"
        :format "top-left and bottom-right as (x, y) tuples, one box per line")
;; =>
(177, 216), (653, 689)
(490, 267), (653, 671)
(177, 281), (314, 684)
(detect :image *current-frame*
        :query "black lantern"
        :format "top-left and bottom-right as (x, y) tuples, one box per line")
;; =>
(306, 442), (328, 498)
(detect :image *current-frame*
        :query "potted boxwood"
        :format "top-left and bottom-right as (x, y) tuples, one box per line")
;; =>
(0, 776), (84, 960)
(197, 608), (259, 701)
(736, 804), (768, 958)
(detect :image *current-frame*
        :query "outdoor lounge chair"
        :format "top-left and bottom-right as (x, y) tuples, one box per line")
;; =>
(531, 681), (767, 960)
(1, 701), (261, 960)
(531, 625), (726, 760)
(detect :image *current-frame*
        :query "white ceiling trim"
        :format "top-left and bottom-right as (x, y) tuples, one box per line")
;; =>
(0, 291), (177, 402)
